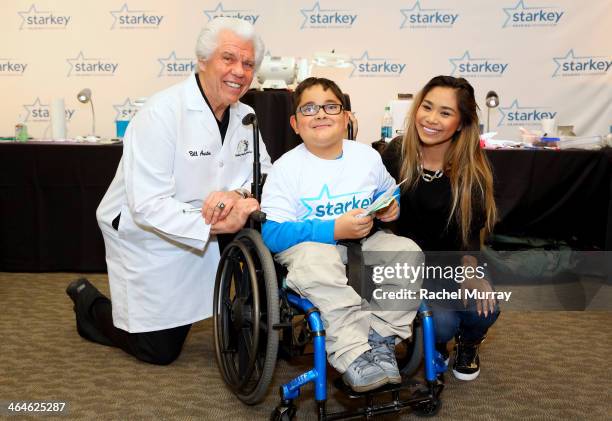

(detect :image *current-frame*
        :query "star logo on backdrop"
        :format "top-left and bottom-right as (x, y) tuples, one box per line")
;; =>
(22, 97), (47, 122)
(300, 1), (350, 29)
(300, 185), (367, 219)
(551, 49), (609, 77)
(350, 51), (377, 77)
(157, 51), (196, 77)
(18, 4), (44, 29)
(400, 1), (429, 28)
(67, 51), (87, 76)
(204, 2), (258, 23)
(449, 51), (479, 75)
(552, 49), (576, 77)
(503, 0), (531, 27)
(113, 98), (138, 121)
(497, 99), (551, 126)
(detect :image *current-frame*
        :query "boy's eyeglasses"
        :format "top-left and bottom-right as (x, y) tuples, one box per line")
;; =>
(297, 103), (343, 116)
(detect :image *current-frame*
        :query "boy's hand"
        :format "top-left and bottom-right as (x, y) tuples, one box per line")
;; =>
(334, 209), (373, 240)
(375, 198), (399, 222)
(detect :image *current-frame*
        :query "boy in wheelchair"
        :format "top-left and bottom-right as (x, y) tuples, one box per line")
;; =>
(261, 77), (423, 393)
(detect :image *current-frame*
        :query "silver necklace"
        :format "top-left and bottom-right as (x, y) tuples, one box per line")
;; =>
(418, 162), (443, 182)
(421, 170), (443, 182)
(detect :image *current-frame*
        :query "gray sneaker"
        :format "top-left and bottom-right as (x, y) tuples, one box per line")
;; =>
(368, 329), (401, 384)
(342, 351), (389, 392)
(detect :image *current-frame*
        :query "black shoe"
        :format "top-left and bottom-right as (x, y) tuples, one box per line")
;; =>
(435, 342), (450, 366)
(452, 336), (484, 381)
(66, 278), (114, 347)
(66, 278), (92, 304)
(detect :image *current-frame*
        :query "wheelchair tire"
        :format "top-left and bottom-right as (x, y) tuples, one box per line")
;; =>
(397, 317), (424, 378)
(213, 228), (280, 405)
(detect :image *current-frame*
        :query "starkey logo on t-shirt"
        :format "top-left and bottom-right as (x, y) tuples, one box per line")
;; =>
(299, 184), (373, 219)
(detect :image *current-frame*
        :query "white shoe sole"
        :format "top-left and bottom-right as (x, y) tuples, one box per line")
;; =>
(343, 376), (390, 393)
(452, 368), (480, 381)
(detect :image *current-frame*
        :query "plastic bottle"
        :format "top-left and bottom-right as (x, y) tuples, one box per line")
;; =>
(381, 106), (393, 140)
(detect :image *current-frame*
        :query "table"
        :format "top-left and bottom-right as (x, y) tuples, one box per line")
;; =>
(486, 148), (612, 249)
(1, 142), (609, 272)
(0, 142), (122, 271)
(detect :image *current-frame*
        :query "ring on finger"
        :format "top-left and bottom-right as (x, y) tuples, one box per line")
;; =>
(216, 201), (225, 210)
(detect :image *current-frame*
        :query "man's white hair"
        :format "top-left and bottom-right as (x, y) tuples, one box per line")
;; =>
(195, 17), (265, 70)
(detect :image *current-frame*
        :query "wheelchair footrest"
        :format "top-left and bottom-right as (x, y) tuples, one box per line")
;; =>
(332, 376), (426, 399)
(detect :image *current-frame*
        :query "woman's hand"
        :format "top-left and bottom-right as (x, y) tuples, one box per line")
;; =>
(460, 255), (496, 317)
(460, 276), (496, 317)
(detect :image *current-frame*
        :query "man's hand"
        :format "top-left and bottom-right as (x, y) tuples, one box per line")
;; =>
(210, 198), (260, 234)
(375, 198), (399, 222)
(334, 209), (373, 240)
(202, 190), (243, 225)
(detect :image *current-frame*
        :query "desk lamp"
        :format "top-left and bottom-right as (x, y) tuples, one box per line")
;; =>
(485, 91), (499, 133)
(77, 88), (96, 136)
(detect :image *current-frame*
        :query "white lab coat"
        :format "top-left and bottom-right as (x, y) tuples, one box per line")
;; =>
(96, 75), (272, 333)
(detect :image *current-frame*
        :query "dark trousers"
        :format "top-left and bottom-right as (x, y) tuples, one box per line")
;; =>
(75, 285), (191, 365)
(429, 299), (500, 344)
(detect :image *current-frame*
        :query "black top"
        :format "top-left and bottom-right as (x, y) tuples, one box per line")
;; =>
(380, 137), (484, 252)
(195, 73), (230, 143)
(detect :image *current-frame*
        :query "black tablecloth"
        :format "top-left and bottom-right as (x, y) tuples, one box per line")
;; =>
(487, 148), (612, 249)
(1, 142), (609, 272)
(0, 142), (123, 271)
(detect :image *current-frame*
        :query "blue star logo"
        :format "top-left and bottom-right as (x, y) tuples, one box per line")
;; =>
(18, 4), (45, 29)
(111, 3), (128, 29)
(67, 51), (88, 76)
(502, 0), (560, 28)
(449, 51), (478, 75)
(300, 1), (349, 29)
(113, 98), (138, 120)
(552, 49), (575, 77)
(157, 51), (195, 77)
(497, 99), (549, 126)
(110, 3), (154, 29)
(551, 49), (607, 77)
(23, 97), (47, 122)
(349, 51), (385, 77)
(204, 2), (253, 21)
(300, 185), (367, 219)
(400, 1), (430, 29)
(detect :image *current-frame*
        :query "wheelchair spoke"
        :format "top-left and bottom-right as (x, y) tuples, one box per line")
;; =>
(237, 326), (254, 378)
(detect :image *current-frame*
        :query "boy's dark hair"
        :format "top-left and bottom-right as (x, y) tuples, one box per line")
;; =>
(292, 77), (346, 114)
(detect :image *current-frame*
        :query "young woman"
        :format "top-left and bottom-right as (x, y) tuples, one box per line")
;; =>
(381, 75), (499, 381)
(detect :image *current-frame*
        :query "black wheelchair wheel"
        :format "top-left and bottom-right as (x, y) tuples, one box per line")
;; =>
(397, 316), (424, 378)
(213, 228), (280, 405)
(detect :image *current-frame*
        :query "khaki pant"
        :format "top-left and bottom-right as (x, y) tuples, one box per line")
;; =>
(275, 231), (422, 372)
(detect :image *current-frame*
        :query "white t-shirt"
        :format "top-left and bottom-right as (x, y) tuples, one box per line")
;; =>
(262, 140), (396, 224)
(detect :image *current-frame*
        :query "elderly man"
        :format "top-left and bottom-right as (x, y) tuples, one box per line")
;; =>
(66, 17), (272, 365)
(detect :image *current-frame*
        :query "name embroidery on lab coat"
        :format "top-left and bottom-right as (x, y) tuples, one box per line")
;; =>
(188, 150), (212, 157)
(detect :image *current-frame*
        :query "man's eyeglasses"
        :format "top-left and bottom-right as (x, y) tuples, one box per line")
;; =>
(297, 103), (344, 116)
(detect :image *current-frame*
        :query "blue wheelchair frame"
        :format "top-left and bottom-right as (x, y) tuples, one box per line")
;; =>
(274, 294), (447, 419)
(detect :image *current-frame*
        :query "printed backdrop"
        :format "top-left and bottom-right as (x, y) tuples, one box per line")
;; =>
(1, 0), (611, 143)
